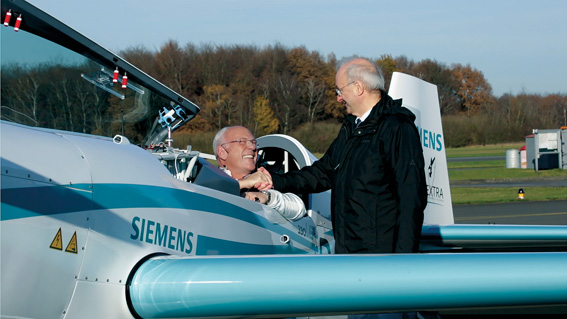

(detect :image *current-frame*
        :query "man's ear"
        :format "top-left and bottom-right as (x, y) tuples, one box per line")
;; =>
(355, 80), (364, 96)
(217, 146), (228, 161)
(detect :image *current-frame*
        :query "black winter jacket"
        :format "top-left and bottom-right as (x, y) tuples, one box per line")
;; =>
(272, 91), (427, 253)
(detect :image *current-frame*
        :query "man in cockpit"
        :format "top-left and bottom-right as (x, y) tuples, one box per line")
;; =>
(213, 126), (306, 221)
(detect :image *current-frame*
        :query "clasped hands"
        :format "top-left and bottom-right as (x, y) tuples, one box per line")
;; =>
(238, 167), (273, 203)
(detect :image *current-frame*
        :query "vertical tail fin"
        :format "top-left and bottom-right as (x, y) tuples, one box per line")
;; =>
(388, 72), (454, 225)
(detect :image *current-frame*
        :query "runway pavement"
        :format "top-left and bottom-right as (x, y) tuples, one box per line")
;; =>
(453, 200), (567, 225)
(451, 178), (567, 188)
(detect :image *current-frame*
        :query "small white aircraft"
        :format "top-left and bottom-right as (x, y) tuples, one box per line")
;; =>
(1, 1), (566, 318)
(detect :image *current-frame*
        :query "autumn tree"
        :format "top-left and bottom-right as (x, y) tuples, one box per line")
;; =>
(287, 47), (326, 82)
(451, 64), (493, 116)
(200, 84), (231, 130)
(376, 54), (397, 91)
(229, 46), (262, 127)
(412, 59), (460, 115)
(253, 95), (279, 136)
(540, 94), (567, 127)
(393, 55), (415, 74)
(287, 47), (330, 124)
(321, 53), (347, 121)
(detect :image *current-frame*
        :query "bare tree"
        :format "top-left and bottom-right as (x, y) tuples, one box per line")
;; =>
(272, 74), (302, 134)
(303, 78), (326, 124)
(2, 66), (42, 126)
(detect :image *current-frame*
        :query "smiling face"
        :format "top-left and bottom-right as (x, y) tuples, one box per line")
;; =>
(216, 126), (258, 179)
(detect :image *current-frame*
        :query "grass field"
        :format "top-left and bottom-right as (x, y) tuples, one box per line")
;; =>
(445, 143), (524, 158)
(451, 187), (567, 205)
(449, 165), (567, 180)
(447, 144), (567, 205)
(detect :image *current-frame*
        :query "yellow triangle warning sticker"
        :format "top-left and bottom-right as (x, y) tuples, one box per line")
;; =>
(65, 231), (78, 254)
(50, 228), (63, 250)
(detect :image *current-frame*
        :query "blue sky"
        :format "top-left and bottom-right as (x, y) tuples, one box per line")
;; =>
(27, 0), (567, 96)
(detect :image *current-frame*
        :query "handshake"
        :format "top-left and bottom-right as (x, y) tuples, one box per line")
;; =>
(238, 167), (273, 191)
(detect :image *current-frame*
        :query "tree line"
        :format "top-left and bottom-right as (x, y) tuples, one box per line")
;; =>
(2, 40), (566, 150)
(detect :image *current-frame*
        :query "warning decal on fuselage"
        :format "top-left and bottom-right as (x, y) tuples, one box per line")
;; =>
(50, 228), (79, 254)
(65, 231), (78, 254)
(50, 228), (63, 250)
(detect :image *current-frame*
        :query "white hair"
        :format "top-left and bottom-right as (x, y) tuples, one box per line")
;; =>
(337, 56), (385, 91)
(212, 127), (231, 158)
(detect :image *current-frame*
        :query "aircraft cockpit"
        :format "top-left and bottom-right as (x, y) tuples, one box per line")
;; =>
(1, 0), (331, 228)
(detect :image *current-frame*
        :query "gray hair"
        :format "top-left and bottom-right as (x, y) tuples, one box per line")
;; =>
(337, 56), (385, 91)
(212, 127), (231, 158)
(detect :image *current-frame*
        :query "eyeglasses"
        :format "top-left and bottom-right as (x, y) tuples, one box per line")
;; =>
(336, 81), (356, 96)
(221, 138), (258, 147)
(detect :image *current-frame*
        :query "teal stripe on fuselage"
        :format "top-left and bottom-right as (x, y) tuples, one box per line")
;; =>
(2, 183), (315, 250)
(196, 235), (308, 255)
(93, 184), (301, 244)
(1, 184), (96, 220)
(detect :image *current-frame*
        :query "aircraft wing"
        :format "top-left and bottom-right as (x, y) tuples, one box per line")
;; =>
(127, 253), (567, 318)
(421, 224), (567, 251)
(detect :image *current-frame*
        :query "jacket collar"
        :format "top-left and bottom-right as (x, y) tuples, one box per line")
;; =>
(344, 90), (400, 127)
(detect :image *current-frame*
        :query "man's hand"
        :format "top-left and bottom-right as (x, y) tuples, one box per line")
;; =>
(254, 167), (273, 190)
(257, 167), (272, 178)
(238, 170), (273, 190)
(244, 191), (269, 204)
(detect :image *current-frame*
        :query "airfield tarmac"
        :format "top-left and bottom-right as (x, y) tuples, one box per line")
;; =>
(453, 200), (567, 225)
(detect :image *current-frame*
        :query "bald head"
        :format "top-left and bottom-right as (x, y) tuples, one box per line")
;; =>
(337, 57), (385, 91)
(214, 126), (258, 179)
(335, 57), (384, 117)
